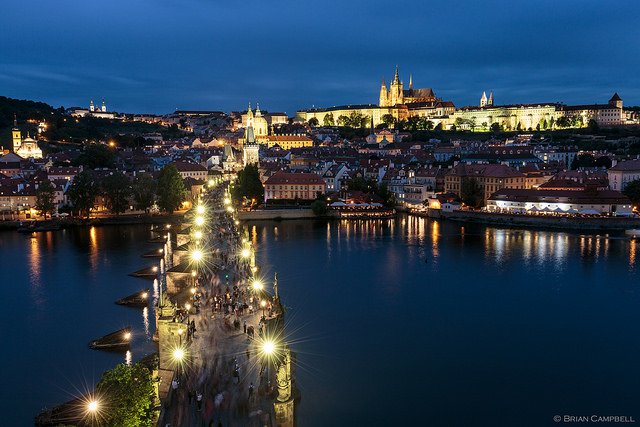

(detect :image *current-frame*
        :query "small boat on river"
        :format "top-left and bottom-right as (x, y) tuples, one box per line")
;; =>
(115, 289), (150, 307)
(89, 327), (132, 350)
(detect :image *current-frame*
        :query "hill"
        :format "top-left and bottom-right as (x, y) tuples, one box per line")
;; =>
(0, 96), (185, 149)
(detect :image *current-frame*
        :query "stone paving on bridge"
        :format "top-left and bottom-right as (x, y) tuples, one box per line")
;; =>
(159, 183), (290, 427)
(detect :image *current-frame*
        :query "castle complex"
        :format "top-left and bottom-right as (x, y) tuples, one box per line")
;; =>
(296, 67), (637, 130)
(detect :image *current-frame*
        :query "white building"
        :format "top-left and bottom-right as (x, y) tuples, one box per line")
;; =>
(487, 188), (634, 216)
(608, 159), (640, 191)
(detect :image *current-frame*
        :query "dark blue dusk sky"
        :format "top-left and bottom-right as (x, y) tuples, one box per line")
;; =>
(1, 0), (639, 115)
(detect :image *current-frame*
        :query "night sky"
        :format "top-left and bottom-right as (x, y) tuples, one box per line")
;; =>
(1, 0), (639, 114)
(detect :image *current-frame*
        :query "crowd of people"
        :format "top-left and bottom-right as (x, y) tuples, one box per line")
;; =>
(164, 185), (280, 427)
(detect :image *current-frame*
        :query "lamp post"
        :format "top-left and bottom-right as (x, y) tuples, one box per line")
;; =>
(173, 346), (185, 379)
(261, 339), (276, 395)
(85, 398), (100, 426)
(185, 303), (192, 323)
(260, 299), (267, 319)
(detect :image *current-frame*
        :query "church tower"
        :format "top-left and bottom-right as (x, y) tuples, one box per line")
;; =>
(101, 98), (107, 112)
(12, 114), (21, 152)
(488, 92), (494, 106)
(379, 78), (388, 107)
(243, 104), (260, 167)
(609, 93), (622, 109)
(389, 65), (404, 106)
(89, 99), (95, 112)
(480, 91), (487, 107)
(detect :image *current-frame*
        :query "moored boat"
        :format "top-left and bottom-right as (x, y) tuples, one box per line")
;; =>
(88, 327), (132, 350)
(115, 289), (150, 307)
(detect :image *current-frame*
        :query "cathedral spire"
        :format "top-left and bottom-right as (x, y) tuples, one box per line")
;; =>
(256, 102), (262, 116)
(393, 65), (400, 84)
(409, 74), (413, 90)
(381, 77), (387, 89)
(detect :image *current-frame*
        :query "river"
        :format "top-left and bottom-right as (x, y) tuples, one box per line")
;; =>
(2, 217), (640, 426)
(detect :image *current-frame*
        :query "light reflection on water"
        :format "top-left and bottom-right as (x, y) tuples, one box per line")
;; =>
(143, 306), (149, 337)
(250, 215), (640, 427)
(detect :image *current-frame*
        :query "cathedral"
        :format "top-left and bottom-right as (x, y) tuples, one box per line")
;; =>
(379, 66), (439, 107)
(12, 115), (43, 159)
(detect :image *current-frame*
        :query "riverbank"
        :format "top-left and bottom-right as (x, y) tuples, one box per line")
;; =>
(438, 210), (640, 230)
(0, 213), (185, 231)
(238, 208), (395, 221)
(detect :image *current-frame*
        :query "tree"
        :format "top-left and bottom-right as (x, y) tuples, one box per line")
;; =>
(231, 164), (264, 204)
(131, 173), (156, 213)
(67, 171), (98, 218)
(156, 164), (186, 213)
(96, 362), (154, 427)
(376, 182), (396, 207)
(556, 116), (571, 128)
(348, 111), (367, 128)
(35, 180), (56, 219)
(594, 156), (612, 169)
(571, 153), (596, 169)
(323, 113), (335, 127)
(102, 171), (131, 215)
(588, 119), (599, 132)
(308, 117), (319, 127)
(310, 199), (328, 216)
(337, 115), (349, 126)
(461, 177), (483, 208)
(623, 179), (640, 207)
(490, 122), (501, 133)
(381, 114), (396, 128)
(72, 143), (116, 169)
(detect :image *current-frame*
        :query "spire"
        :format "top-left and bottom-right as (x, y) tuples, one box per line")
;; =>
(274, 272), (279, 299)
(245, 124), (255, 145)
(256, 102), (262, 116)
(488, 92), (493, 106)
(381, 77), (387, 89)
(480, 91), (487, 107)
(393, 65), (400, 84)
(409, 74), (413, 90)
(13, 113), (17, 128)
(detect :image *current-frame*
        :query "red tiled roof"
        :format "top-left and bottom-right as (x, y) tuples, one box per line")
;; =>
(264, 172), (326, 186)
(609, 159), (640, 171)
(267, 135), (312, 142)
(172, 161), (207, 172)
(448, 163), (524, 178)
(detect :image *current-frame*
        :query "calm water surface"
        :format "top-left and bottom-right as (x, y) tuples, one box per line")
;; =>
(2, 217), (640, 426)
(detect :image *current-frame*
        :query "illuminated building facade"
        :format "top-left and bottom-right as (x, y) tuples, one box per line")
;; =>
(12, 116), (43, 159)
